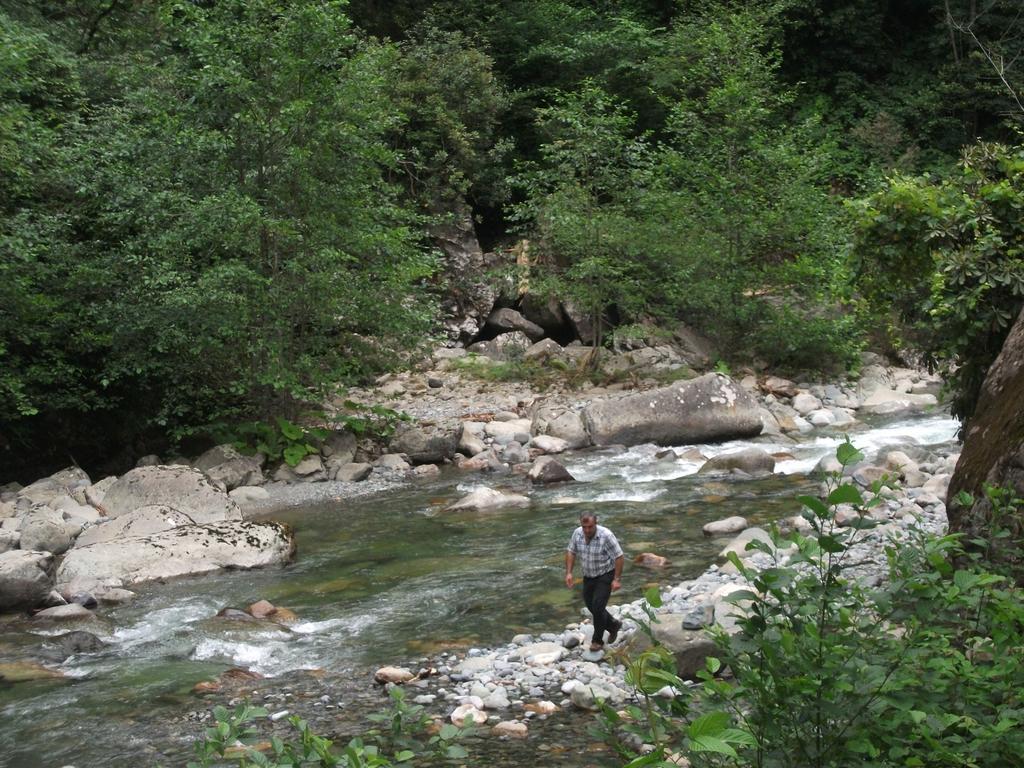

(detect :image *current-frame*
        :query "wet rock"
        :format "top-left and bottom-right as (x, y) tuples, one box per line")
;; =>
(33, 604), (94, 621)
(447, 487), (530, 511)
(0, 660), (66, 684)
(527, 457), (574, 484)
(698, 448), (775, 475)
(529, 434), (569, 454)
(702, 516), (748, 536)
(450, 703), (488, 725)
(375, 666), (415, 684)
(491, 720), (528, 738)
(634, 552), (668, 568)
(45, 630), (106, 659)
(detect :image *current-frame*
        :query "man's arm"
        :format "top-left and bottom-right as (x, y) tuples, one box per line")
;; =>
(565, 551), (576, 588)
(611, 554), (624, 591)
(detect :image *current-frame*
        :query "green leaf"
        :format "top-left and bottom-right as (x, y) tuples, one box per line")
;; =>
(395, 750), (415, 761)
(827, 484), (864, 506)
(277, 417), (303, 441)
(644, 585), (663, 608)
(797, 495), (829, 518)
(439, 723), (459, 741)
(688, 711), (731, 738)
(836, 441), (864, 467)
(818, 534), (846, 553)
(283, 444), (309, 466)
(689, 735), (738, 757)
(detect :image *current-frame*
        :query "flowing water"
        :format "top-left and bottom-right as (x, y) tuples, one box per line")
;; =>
(0, 415), (959, 767)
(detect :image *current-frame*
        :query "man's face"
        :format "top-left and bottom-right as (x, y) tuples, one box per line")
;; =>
(581, 517), (597, 540)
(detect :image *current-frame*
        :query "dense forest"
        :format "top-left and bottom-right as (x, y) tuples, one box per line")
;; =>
(2, 0), (1023, 480)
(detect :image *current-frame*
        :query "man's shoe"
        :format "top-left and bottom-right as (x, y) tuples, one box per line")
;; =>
(589, 642), (604, 652)
(607, 620), (622, 644)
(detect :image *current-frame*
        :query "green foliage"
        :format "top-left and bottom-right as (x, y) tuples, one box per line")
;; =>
(0, 1), (437, 477)
(851, 141), (1024, 421)
(188, 692), (471, 767)
(332, 402), (413, 441)
(365, 686), (471, 762)
(228, 417), (329, 468)
(607, 441), (1024, 767)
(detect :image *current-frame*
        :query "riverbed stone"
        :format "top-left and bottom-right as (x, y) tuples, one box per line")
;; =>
(0, 660), (66, 683)
(527, 456), (574, 484)
(529, 434), (569, 454)
(19, 510), (73, 555)
(698, 448), (775, 476)
(792, 392), (823, 415)
(0, 530), (19, 553)
(374, 666), (415, 684)
(447, 487), (530, 511)
(491, 720), (528, 738)
(450, 703), (488, 725)
(583, 374), (762, 447)
(101, 465), (241, 523)
(56, 520), (296, 592)
(702, 516), (748, 536)
(531, 405), (589, 449)
(388, 423), (461, 464)
(74, 505), (195, 548)
(0, 550), (54, 611)
(334, 463), (373, 482)
(32, 604), (94, 622)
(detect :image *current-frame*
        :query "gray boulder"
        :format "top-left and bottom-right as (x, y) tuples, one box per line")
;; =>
(650, 615), (719, 680)
(19, 510), (73, 555)
(487, 307), (545, 341)
(531, 405), (589, 449)
(447, 487), (530, 511)
(583, 374), (762, 447)
(74, 505), (195, 548)
(57, 520), (296, 592)
(528, 456), (575, 484)
(388, 422), (461, 464)
(102, 466), (241, 523)
(698, 448), (775, 475)
(334, 462), (373, 482)
(0, 550), (55, 612)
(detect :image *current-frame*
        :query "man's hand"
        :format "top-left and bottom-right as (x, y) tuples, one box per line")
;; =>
(565, 573), (574, 588)
(611, 578), (621, 592)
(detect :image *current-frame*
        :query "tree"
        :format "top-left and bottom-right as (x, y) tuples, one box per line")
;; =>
(852, 141), (1024, 422)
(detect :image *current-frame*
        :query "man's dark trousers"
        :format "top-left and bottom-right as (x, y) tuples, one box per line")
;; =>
(583, 569), (616, 645)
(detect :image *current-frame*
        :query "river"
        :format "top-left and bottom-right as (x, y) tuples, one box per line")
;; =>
(0, 414), (959, 767)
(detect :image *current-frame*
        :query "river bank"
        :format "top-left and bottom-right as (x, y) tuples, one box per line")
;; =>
(0, 353), (957, 766)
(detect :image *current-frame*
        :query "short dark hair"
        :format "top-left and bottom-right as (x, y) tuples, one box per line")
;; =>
(579, 513), (597, 523)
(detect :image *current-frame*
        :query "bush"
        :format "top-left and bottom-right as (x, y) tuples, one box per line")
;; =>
(604, 442), (1024, 767)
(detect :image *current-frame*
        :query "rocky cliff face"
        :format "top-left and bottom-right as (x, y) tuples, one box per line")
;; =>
(947, 307), (1024, 577)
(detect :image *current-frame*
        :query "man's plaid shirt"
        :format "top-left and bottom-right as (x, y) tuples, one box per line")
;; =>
(567, 525), (623, 577)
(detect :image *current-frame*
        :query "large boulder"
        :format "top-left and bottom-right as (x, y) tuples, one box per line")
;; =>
(948, 307), (1024, 577)
(101, 465), (241, 523)
(486, 307), (545, 341)
(74, 505), (195, 547)
(531, 405), (590, 449)
(447, 487), (530, 511)
(0, 550), (55, 612)
(698, 448), (776, 475)
(388, 422), (462, 465)
(583, 374), (762, 447)
(650, 614), (720, 680)
(56, 520), (296, 593)
(18, 509), (73, 555)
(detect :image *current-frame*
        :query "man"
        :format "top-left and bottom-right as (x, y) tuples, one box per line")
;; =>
(565, 512), (625, 652)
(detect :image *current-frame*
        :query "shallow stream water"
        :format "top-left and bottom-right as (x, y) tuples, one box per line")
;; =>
(0, 415), (959, 767)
